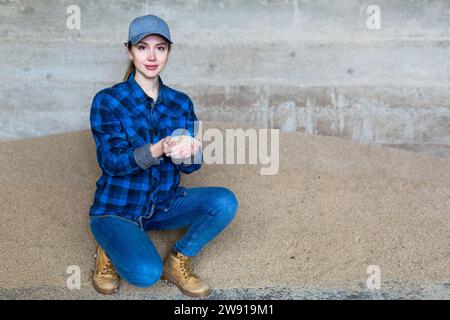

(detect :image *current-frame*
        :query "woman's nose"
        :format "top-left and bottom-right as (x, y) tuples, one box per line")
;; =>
(147, 50), (156, 61)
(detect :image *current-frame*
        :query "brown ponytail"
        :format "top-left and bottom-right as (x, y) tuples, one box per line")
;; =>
(123, 41), (135, 81)
(123, 61), (135, 82)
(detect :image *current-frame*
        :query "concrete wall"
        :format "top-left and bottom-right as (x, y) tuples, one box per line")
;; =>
(1, 0), (449, 158)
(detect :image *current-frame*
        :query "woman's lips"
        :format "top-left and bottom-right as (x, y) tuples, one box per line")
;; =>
(145, 65), (158, 70)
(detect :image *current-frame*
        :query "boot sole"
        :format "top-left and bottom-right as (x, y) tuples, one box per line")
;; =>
(160, 274), (211, 298)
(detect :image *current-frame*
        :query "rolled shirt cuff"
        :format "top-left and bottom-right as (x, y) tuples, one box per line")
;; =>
(134, 143), (162, 169)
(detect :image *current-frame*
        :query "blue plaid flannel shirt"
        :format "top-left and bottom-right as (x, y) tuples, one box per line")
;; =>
(89, 72), (202, 221)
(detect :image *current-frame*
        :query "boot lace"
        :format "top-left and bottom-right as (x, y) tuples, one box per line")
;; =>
(178, 255), (199, 279)
(101, 259), (116, 277)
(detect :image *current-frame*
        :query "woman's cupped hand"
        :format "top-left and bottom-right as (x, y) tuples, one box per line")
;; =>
(163, 135), (201, 161)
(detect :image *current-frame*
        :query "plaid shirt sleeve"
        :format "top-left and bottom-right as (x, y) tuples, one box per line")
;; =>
(90, 91), (160, 176)
(175, 98), (203, 174)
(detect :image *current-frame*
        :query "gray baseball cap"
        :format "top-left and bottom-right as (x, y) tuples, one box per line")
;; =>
(127, 14), (172, 45)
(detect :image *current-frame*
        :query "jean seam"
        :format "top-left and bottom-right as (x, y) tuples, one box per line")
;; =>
(176, 225), (200, 256)
(146, 204), (203, 224)
(139, 203), (156, 230)
(90, 214), (139, 227)
(173, 207), (210, 255)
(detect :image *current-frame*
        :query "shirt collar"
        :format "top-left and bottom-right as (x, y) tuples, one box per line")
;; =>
(127, 71), (165, 105)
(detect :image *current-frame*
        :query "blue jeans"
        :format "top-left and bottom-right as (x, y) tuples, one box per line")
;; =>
(89, 186), (238, 288)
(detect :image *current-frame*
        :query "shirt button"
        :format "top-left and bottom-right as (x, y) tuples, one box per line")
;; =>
(164, 208), (168, 212)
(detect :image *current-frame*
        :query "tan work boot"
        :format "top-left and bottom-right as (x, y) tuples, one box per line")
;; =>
(92, 246), (119, 295)
(161, 250), (211, 297)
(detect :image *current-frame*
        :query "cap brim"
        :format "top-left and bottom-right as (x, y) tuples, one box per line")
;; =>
(130, 32), (172, 45)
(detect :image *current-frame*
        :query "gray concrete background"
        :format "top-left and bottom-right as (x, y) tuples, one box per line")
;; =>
(1, 0), (450, 158)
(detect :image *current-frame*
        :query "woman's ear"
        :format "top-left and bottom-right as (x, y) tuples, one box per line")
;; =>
(127, 50), (133, 61)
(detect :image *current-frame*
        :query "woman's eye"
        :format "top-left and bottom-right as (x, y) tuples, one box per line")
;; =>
(137, 45), (146, 50)
(157, 46), (166, 51)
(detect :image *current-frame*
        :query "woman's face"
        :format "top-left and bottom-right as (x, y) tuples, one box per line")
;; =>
(128, 34), (170, 79)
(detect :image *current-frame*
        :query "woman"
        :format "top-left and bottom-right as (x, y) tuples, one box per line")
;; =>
(89, 14), (239, 297)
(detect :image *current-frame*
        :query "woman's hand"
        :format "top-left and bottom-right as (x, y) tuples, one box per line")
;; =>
(150, 137), (175, 159)
(162, 136), (176, 157)
(165, 135), (201, 160)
